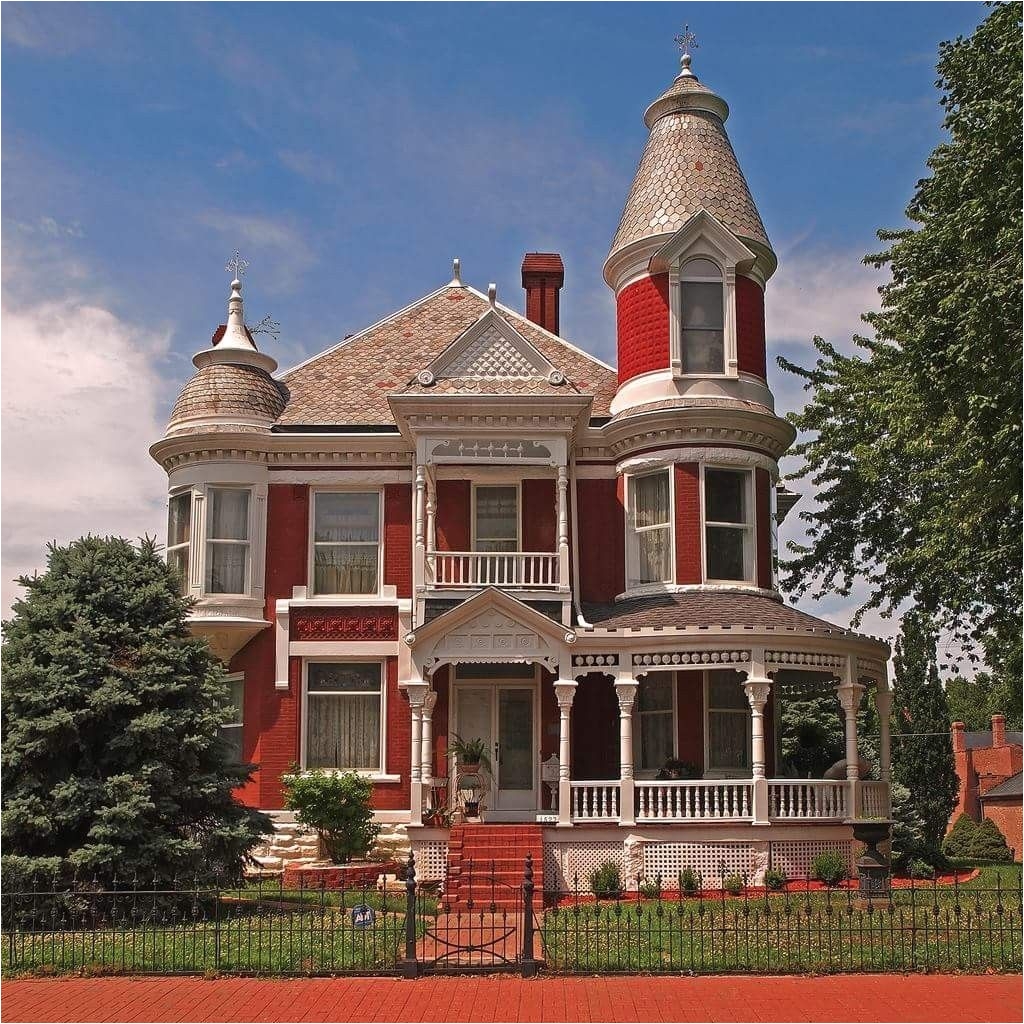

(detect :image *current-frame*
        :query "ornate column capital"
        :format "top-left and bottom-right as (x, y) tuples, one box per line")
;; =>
(743, 678), (771, 710)
(401, 680), (429, 709)
(422, 689), (438, 715)
(614, 678), (639, 713)
(554, 680), (578, 709)
(836, 681), (865, 713)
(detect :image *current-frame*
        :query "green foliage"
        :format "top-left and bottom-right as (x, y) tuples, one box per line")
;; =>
(722, 873), (744, 896)
(890, 780), (931, 872)
(448, 735), (491, 770)
(908, 858), (936, 880)
(942, 814), (980, 861)
(281, 769), (380, 863)
(763, 869), (787, 892)
(0, 537), (269, 888)
(638, 876), (662, 900)
(972, 818), (1013, 863)
(890, 612), (959, 863)
(810, 851), (847, 887)
(945, 621), (1023, 730)
(776, 5), (1022, 649)
(779, 693), (845, 777)
(588, 861), (622, 900)
(678, 867), (700, 896)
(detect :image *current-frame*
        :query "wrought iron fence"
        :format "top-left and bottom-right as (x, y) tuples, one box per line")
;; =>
(2, 858), (1020, 978)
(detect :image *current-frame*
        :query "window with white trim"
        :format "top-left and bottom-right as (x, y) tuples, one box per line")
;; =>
(627, 470), (673, 588)
(680, 259), (725, 374)
(312, 492), (381, 595)
(205, 488), (251, 594)
(707, 670), (750, 773)
(305, 663), (383, 772)
(221, 673), (245, 763)
(167, 491), (192, 595)
(473, 485), (518, 552)
(703, 467), (754, 582)
(638, 674), (675, 772)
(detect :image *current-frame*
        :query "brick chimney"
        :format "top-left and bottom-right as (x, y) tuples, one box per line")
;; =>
(521, 253), (564, 335)
(952, 721), (966, 752)
(992, 713), (1006, 748)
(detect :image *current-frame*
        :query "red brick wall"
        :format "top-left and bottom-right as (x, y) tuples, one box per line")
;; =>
(577, 477), (624, 602)
(522, 479), (556, 552)
(616, 274), (670, 384)
(266, 484), (309, 602)
(373, 657), (410, 809)
(755, 467), (773, 589)
(674, 463), (702, 584)
(435, 480), (471, 551)
(736, 275), (767, 380)
(383, 484), (412, 598)
(676, 671), (704, 772)
(229, 629), (274, 807)
(571, 673), (619, 779)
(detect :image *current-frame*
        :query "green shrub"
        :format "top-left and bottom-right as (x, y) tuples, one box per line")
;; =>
(763, 868), (787, 891)
(972, 817), (1013, 862)
(589, 861), (622, 899)
(908, 858), (936, 879)
(722, 873), (744, 896)
(941, 813), (979, 860)
(282, 769), (380, 863)
(638, 876), (662, 900)
(678, 867), (700, 896)
(810, 850), (847, 886)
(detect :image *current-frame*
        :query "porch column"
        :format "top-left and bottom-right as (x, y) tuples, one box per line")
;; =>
(874, 681), (893, 815)
(614, 674), (639, 827)
(553, 680), (578, 827)
(421, 689), (437, 789)
(425, 476), (436, 584)
(403, 680), (429, 827)
(743, 675), (772, 824)
(837, 669), (865, 820)
(413, 466), (426, 594)
(556, 465), (569, 589)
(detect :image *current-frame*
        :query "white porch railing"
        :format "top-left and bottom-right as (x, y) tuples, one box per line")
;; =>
(768, 780), (848, 820)
(860, 780), (889, 818)
(636, 780), (754, 821)
(570, 782), (620, 821)
(428, 551), (560, 588)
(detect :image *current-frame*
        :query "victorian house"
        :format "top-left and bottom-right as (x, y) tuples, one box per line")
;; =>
(151, 50), (892, 890)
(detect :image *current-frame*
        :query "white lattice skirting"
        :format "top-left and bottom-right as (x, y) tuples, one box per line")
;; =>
(411, 839), (449, 882)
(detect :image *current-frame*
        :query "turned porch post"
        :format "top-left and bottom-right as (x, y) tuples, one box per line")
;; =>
(614, 673), (639, 827)
(837, 664), (865, 819)
(425, 476), (437, 584)
(554, 680), (578, 827)
(556, 465), (569, 589)
(413, 465), (427, 594)
(420, 689), (437, 790)
(743, 668), (772, 825)
(403, 680), (429, 827)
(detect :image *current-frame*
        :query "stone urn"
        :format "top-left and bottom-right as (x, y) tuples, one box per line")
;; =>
(852, 819), (892, 898)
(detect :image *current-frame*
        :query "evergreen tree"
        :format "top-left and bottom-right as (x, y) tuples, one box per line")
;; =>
(1, 536), (270, 888)
(890, 611), (959, 863)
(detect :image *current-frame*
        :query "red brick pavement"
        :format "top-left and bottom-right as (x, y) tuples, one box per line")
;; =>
(1, 974), (1021, 1023)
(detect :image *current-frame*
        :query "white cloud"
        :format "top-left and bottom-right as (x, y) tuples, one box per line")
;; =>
(1, 296), (170, 614)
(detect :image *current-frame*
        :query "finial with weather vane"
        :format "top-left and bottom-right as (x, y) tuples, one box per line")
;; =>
(225, 250), (250, 283)
(674, 24), (698, 78)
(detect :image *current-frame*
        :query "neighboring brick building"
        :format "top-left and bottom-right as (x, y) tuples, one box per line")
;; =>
(950, 715), (1023, 859)
(151, 47), (893, 886)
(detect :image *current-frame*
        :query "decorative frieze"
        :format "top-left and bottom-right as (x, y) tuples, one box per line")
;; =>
(290, 609), (399, 642)
(765, 651), (844, 669)
(633, 650), (750, 667)
(572, 653), (620, 668)
(856, 656), (886, 680)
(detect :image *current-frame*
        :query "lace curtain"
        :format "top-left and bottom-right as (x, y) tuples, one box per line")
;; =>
(631, 472), (671, 585)
(313, 493), (380, 594)
(306, 664), (382, 771)
(475, 486), (518, 552)
(205, 489), (249, 594)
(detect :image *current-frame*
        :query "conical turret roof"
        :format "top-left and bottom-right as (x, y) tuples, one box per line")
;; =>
(607, 54), (771, 269)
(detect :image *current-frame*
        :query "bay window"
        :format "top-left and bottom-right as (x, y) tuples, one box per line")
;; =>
(704, 467), (754, 582)
(680, 259), (725, 374)
(304, 662), (383, 772)
(706, 670), (750, 774)
(167, 491), (192, 594)
(205, 487), (251, 594)
(638, 674), (675, 773)
(312, 491), (381, 595)
(221, 673), (245, 763)
(473, 485), (519, 552)
(627, 470), (673, 588)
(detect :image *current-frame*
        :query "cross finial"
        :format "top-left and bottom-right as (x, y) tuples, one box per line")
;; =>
(224, 250), (249, 281)
(674, 25), (698, 58)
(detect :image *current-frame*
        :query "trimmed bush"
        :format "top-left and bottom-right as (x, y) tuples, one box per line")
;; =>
(678, 867), (700, 896)
(942, 813), (979, 860)
(589, 861), (622, 899)
(763, 868), (787, 891)
(972, 817), (1013, 862)
(722, 873), (744, 896)
(810, 850), (847, 886)
(638, 876), (662, 900)
(282, 769), (380, 863)
(908, 858), (936, 879)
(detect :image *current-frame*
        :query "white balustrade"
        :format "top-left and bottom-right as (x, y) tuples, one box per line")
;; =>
(428, 551), (559, 589)
(569, 782), (620, 821)
(768, 780), (848, 820)
(860, 780), (889, 818)
(636, 780), (753, 821)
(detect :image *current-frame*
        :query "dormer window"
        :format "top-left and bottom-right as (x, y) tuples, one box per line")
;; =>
(680, 259), (725, 374)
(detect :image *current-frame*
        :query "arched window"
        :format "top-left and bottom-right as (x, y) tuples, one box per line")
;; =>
(680, 258), (725, 374)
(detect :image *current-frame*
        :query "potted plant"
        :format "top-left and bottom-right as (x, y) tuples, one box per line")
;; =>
(450, 735), (491, 774)
(656, 758), (699, 780)
(424, 805), (453, 828)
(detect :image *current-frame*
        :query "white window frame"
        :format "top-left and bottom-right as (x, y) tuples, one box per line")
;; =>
(166, 488), (193, 595)
(471, 482), (521, 553)
(300, 658), (395, 779)
(678, 258), (727, 377)
(700, 464), (756, 585)
(204, 486), (253, 596)
(703, 670), (752, 778)
(625, 467), (675, 591)
(308, 488), (384, 598)
(635, 672), (678, 779)
(221, 671), (245, 762)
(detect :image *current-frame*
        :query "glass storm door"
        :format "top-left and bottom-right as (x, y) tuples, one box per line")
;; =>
(454, 684), (536, 811)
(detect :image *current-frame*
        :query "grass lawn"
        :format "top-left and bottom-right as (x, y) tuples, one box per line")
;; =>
(539, 865), (1022, 974)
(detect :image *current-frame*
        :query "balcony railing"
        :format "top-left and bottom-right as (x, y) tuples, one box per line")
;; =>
(637, 780), (754, 822)
(570, 781), (620, 821)
(860, 780), (890, 818)
(768, 780), (848, 820)
(427, 551), (560, 589)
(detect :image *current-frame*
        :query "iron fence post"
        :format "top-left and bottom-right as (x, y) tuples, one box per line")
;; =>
(521, 853), (538, 977)
(401, 851), (419, 978)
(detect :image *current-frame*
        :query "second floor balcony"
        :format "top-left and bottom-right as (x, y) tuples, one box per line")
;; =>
(427, 549), (562, 589)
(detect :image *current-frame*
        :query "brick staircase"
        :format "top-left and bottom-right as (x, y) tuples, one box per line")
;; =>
(442, 825), (544, 911)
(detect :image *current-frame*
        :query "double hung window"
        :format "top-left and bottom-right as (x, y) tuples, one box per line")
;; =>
(680, 259), (725, 374)
(627, 470), (672, 588)
(704, 468), (753, 582)
(167, 492), (192, 594)
(221, 674), (245, 763)
(473, 486), (519, 553)
(707, 670), (750, 773)
(312, 492), (381, 595)
(205, 488), (250, 594)
(638, 675), (675, 773)
(305, 663), (383, 772)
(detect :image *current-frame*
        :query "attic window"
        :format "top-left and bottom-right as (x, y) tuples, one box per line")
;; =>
(680, 259), (725, 374)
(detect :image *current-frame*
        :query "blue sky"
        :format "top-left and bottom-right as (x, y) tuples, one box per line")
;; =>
(1, 2), (987, 631)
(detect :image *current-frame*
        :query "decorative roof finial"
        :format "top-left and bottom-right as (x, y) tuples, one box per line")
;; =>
(674, 24), (698, 78)
(487, 282), (497, 308)
(220, 250), (254, 352)
(225, 250), (249, 282)
(450, 257), (462, 286)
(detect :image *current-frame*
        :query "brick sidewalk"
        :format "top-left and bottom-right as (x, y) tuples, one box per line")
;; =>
(2, 974), (1021, 1023)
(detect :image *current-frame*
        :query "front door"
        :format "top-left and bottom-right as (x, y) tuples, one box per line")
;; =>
(454, 682), (536, 812)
